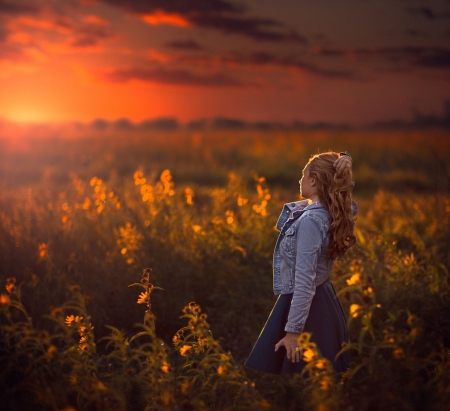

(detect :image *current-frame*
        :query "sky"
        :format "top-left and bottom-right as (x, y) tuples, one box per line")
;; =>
(0, 0), (449, 125)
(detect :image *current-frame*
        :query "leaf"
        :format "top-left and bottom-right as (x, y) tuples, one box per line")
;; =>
(129, 331), (151, 343)
(128, 283), (147, 289)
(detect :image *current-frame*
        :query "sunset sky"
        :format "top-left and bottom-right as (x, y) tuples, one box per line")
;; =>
(1, 0), (449, 125)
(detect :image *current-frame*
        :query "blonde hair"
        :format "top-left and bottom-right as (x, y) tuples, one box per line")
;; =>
(307, 152), (356, 260)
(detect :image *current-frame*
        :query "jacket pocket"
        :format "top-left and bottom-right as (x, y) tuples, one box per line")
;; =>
(281, 227), (296, 255)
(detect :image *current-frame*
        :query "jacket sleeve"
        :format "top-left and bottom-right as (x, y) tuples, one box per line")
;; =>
(284, 214), (322, 333)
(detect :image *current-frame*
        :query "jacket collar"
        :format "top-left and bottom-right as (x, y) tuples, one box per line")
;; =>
(276, 201), (324, 231)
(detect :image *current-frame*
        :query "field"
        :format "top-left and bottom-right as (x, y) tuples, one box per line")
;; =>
(1, 127), (450, 411)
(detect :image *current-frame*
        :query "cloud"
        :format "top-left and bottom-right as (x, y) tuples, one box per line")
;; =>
(165, 39), (203, 50)
(315, 46), (450, 68)
(172, 50), (358, 80)
(406, 6), (450, 20)
(99, 0), (307, 43)
(103, 66), (248, 87)
(0, 0), (38, 15)
(412, 49), (450, 67)
(70, 24), (114, 48)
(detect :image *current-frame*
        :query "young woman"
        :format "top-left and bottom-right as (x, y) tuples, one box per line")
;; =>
(245, 152), (356, 374)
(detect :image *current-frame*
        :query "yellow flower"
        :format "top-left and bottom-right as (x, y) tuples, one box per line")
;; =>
(346, 273), (361, 285)
(161, 362), (170, 373)
(315, 359), (327, 369)
(180, 381), (190, 395)
(179, 345), (191, 356)
(95, 381), (107, 391)
(393, 348), (404, 359)
(320, 376), (332, 390)
(65, 315), (75, 327)
(137, 291), (148, 304)
(47, 345), (57, 359)
(303, 348), (316, 362)
(217, 365), (226, 375)
(0, 294), (10, 306)
(350, 304), (361, 318)
(38, 243), (47, 258)
(5, 277), (16, 293)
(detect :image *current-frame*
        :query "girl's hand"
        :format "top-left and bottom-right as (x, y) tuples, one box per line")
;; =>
(275, 332), (302, 363)
(333, 154), (352, 175)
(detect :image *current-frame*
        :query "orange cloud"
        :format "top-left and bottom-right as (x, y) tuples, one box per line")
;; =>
(13, 16), (72, 34)
(141, 10), (191, 27)
(82, 15), (110, 26)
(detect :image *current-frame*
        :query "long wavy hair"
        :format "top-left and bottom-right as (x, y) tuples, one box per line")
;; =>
(307, 152), (356, 260)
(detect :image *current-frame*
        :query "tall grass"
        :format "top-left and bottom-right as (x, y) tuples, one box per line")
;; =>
(1, 128), (449, 410)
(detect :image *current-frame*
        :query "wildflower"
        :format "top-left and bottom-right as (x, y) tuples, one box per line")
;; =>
(95, 381), (107, 391)
(410, 328), (421, 338)
(47, 345), (57, 359)
(363, 287), (373, 295)
(192, 225), (202, 233)
(217, 365), (226, 375)
(137, 291), (149, 304)
(346, 273), (361, 285)
(320, 376), (332, 390)
(350, 304), (361, 318)
(161, 392), (171, 406)
(180, 381), (190, 395)
(179, 345), (191, 356)
(161, 362), (170, 373)
(315, 359), (327, 369)
(5, 277), (16, 293)
(0, 294), (10, 306)
(393, 348), (405, 359)
(303, 348), (316, 362)
(38, 243), (47, 258)
(237, 195), (248, 206)
(185, 187), (194, 205)
(65, 315), (83, 327)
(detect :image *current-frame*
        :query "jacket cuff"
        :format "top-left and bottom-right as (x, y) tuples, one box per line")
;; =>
(284, 322), (303, 333)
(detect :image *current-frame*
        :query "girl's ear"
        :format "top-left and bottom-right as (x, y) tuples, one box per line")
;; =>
(310, 176), (316, 187)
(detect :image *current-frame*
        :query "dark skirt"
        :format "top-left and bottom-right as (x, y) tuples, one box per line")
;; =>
(244, 280), (348, 375)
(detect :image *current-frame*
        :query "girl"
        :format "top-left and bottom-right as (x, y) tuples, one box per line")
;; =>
(245, 152), (356, 374)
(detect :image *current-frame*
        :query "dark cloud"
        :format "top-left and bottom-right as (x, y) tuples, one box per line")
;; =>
(0, 0), (38, 15)
(99, 0), (307, 43)
(190, 14), (306, 43)
(245, 51), (356, 78)
(165, 39), (203, 50)
(412, 49), (450, 67)
(407, 6), (450, 20)
(71, 25), (114, 48)
(104, 66), (248, 87)
(100, 0), (241, 15)
(177, 51), (358, 80)
(315, 46), (450, 70)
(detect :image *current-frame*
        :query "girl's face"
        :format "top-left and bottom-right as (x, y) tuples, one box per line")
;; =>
(299, 165), (316, 200)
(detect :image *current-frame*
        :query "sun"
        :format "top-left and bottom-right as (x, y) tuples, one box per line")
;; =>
(5, 107), (51, 123)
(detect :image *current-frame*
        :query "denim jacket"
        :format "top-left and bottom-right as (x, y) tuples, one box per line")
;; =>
(273, 200), (358, 333)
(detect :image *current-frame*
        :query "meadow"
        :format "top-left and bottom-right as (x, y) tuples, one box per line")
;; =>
(0, 127), (449, 410)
